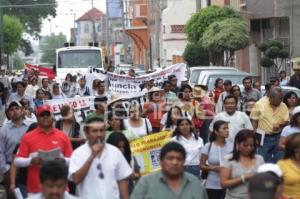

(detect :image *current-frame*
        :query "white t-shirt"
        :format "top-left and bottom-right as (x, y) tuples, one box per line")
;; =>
(209, 111), (253, 142)
(160, 112), (192, 131)
(281, 125), (300, 137)
(68, 143), (132, 199)
(172, 135), (204, 166)
(124, 118), (152, 139)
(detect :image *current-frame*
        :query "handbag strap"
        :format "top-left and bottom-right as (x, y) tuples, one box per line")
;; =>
(145, 118), (150, 135)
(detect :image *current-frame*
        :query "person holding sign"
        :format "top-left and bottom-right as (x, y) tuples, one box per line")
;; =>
(14, 105), (73, 197)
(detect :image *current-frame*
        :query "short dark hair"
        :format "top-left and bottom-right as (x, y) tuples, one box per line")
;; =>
(16, 81), (26, 88)
(84, 116), (105, 132)
(60, 105), (71, 117)
(162, 80), (171, 89)
(40, 160), (68, 183)
(243, 76), (252, 84)
(107, 111), (125, 131)
(160, 142), (186, 161)
(41, 78), (48, 84)
(168, 75), (176, 81)
(284, 133), (300, 159)
(283, 91), (298, 108)
(214, 78), (223, 88)
(290, 112), (300, 127)
(178, 84), (192, 99)
(223, 94), (238, 105)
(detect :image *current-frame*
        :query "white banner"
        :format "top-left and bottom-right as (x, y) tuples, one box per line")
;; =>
(44, 96), (95, 123)
(44, 94), (146, 122)
(86, 63), (187, 95)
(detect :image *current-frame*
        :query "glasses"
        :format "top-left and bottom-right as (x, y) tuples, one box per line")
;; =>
(97, 163), (104, 179)
(233, 89), (240, 92)
(39, 111), (51, 117)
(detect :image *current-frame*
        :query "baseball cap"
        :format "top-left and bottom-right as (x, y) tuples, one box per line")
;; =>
(292, 106), (300, 116)
(257, 163), (283, 178)
(7, 101), (22, 110)
(249, 172), (282, 199)
(36, 105), (53, 116)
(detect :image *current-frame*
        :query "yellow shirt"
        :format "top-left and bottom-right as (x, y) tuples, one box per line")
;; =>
(278, 159), (300, 198)
(250, 98), (289, 134)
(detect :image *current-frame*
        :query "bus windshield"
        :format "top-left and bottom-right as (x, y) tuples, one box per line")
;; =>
(58, 50), (102, 68)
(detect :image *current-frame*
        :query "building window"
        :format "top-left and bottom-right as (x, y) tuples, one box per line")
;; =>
(170, 25), (185, 33)
(84, 23), (89, 33)
(97, 24), (101, 32)
(250, 20), (260, 32)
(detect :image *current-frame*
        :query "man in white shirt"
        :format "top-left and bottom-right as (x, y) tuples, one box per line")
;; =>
(25, 78), (39, 97)
(209, 95), (253, 142)
(69, 116), (132, 199)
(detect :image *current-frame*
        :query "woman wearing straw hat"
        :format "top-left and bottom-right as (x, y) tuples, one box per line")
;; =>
(143, 87), (166, 133)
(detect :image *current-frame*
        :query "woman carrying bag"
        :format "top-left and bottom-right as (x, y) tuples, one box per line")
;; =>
(200, 120), (233, 199)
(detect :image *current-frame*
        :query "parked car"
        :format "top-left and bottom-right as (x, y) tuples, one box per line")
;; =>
(188, 66), (240, 87)
(261, 85), (300, 97)
(194, 70), (251, 91)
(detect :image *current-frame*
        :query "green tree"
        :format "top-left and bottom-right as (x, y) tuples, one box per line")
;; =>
(3, 15), (23, 55)
(41, 33), (66, 64)
(201, 18), (250, 66)
(259, 40), (289, 74)
(12, 54), (24, 70)
(183, 43), (209, 67)
(3, 0), (57, 56)
(185, 6), (242, 44)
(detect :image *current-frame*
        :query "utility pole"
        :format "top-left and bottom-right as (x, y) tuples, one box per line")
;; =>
(0, 6), (3, 68)
(121, 0), (128, 64)
(106, 0), (110, 67)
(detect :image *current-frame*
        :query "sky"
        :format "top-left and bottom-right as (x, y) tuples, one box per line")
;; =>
(40, 0), (106, 40)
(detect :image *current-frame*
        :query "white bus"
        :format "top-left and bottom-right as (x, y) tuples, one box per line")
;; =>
(55, 46), (104, 81)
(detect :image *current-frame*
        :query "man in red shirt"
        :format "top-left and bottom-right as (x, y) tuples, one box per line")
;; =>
(14, 105), (73, 197)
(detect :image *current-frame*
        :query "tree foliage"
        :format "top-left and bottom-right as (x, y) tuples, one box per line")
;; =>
(3, 0), (57, 56)
(185, 6), (242, 44)
(3, 15), (23, 55)
(201, 18), (249, 65)
(183, 43), (209, 67)
(259, 40), (289, 73)
(3, 0), (57, 37)
(12, 54), (25, 70)
(19, 39), (34, 56)
(41, 33), (67, 64)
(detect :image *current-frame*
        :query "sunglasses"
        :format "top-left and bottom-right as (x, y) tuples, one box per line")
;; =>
(97, 163), (104, 179)
(39, 111), (51, 117)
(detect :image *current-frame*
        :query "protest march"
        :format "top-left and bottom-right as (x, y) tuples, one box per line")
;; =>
(0, 62), (300, 199)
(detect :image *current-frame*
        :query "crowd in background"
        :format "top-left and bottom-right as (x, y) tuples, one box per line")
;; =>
(0, 68), (300, 199)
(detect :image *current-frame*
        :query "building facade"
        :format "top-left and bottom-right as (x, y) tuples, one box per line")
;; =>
(161, 0), (198, 67)
(75, 8), (107, 46)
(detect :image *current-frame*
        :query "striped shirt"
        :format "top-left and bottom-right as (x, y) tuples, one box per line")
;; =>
(0, 119), (32, 173)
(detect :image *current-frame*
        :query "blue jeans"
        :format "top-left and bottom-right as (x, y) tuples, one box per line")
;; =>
(184, 165), (200, 178)
(257, 133), (283, 163)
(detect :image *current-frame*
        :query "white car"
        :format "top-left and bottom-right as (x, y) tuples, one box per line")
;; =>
(188, 66), (240, 87)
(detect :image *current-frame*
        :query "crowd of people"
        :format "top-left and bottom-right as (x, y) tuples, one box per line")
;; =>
(0, 68), (300, 199)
